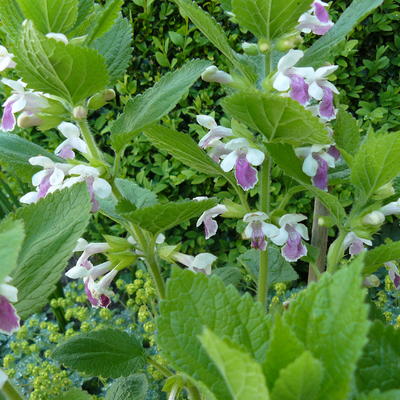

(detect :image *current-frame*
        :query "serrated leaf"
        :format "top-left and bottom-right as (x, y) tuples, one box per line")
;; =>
(111, 59), (210, 152)
(11, 184), (91, 319)
(60, 389), (91, 400)
(0, 219), (24, 282)
(199, 329), (270, 400)
(125, 199), (216, 235)
(16, 22), (109, 105)
(68, 0), (96, 37)
(355, 390), (400, 400)
(284, 257), (370, 400)
(53, 328), (146, 379)
(105, 374), (148, 400)
(92, 17), (132, 84)
(271, 351), (323, 400)
(333, 108), (360, 157)
(73, 0), (94, 30)
(231, 0), (312, 40)
(115, 178), (158, 209)
(143, 124), (228, 177)
(0, 132), (62, 182)
(16, 0), (78, 34)
(356, 321), (400, 393)
(351, 132), (400, 202)
(0, 0), (24, 40)
(298, 0), (384, 67)
(157, 268), (270, 400)
(86, 0), (123, 43)
(364, 242), (400, 275)
(213, 267), (242, 287)
(222, 92), (331, 145)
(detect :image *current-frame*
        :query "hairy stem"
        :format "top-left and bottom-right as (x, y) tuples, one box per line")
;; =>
(186, 385), (202, 400)
(1, 380), (25, 400)
(77, 119), (104, 163)
(147, 357), (173, 378)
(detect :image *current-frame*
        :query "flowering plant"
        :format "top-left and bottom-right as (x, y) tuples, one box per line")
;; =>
(0, 0), (399, 399)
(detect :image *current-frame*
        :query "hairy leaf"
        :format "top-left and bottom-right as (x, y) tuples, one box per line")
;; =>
(105, 374), (148, 400)
(333, 108), (360, 157)
(364, 242), (400, 275)
(115, 178), (158, 209)
(355, 390), (400, 400)
(0, 0), (24, 40)
(60, 389), (92, 400)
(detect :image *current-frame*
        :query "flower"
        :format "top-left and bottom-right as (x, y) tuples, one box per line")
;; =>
(201, 66), (233, 84)
(55, 122), (88, 159)
(220, 138), (265, 191)
(380, 199), (400, 216)
(386, 262), (400, 289)
(196, 115), (233, 149)
(173, 252), (217, 275)
(195, 199), (227, 239)
(295, 145), (339, 190)
(297, 1), (334, 35)
(243, 212), (272, 251)
(272, 50), (313, 105)
(46, 32), (69, 44)
(19, 156), (72, 204)
(343, 232), (372, 256)
(266, 214), (309, 262)
(0, 276), (20, 335)
(64, 165), (112, 212)
(362, 211), (385, 226)
(1, 79), (48, 131)
(0, 46), (16, 71)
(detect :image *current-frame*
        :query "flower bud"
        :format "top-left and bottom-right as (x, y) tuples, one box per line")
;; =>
(104, 235), (132, 252)
(201, 66), (233, 84)
(73, 106), (88, 120)
(275, 34), (303, 52)
(372, 183), (395, 200)
(363, 275), (380, 288)
(318, 216), (335, 228)
(362, 211), (385, 226)
(258, 38), (271, 53)
(17, 112), (42, 128)
(242, 42), (259, 56)
(87, 89), (116, 110)
(159, 244), (181, 263)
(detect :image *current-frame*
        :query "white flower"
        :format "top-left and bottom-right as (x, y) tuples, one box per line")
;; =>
(343, 232), (372, 256)
(0, 46), (16, 71)
(195, 198), (227, 240)
(307, 66), (339, 101)
(173, 252), (217, 275)
(380, 199), (400, 216)
(243, 212), (271, 251)
(362, 211), (385, 226)
(55, 122), (88, 159)
(201, 66), (233, 84)
(196, 115), (232, 149)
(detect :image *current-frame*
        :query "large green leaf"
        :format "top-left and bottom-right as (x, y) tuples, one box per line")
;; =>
(0, 132), (62, 182)
(124, 199), (216, 235)
(11, 184), (91, 319)
(284, 257), (370, 400)
(16, 0), (78, 34)
(157, 268), (270, 400)
(92, 17), (132, 84)
(222, 92), (331, 145)
(333, 108), (360, 157)
(53, 329), (146, 379)
(199, 329), (270, 400)
(111, 59), (210, 152)
(298, 0), (384, 67)
(105, 374), (148, 400)
(351, 132), (400, 202)
(143, 125), (228, 177)
(231, 0), (312, 40)
(364, 242), (400, 275)
(0, 0), (24, 40)
(60, 389), (92, 400)
(16, 22), (109, 105)
(270, 351), (324, 400)
(115, 178), (158, 209)
(356, 390), (400, 400)
(0, 219), (24, 282)
(355, 321), (400, 393)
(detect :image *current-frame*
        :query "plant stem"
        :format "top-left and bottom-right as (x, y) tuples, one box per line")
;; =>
(260, 156), (272, 213)
(257, 250), (269, 305)
(147, 357), (173, 378)
(308, 198), (329, 283)
(1, 381), (25, 400)
(226, 175), (250, 211)
(326, 230), (347, 273)
(186, 385), (202, 400)
(77, 119), (104, 162)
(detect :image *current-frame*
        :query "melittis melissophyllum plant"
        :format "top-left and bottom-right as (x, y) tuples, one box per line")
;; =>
(0, 0), (400, 398)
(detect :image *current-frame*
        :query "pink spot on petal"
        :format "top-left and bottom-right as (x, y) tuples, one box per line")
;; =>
(1, 101), (16, 131)
(0, 295), (20, 335)
(319, 87), (335, 119)
(250, 222), (267, 251)
(312, 154), (328, 191)
(38, 173), (52, 199)
(289, 75), (309, 105)
(282, 226), (307, 262)
(314, 2), (330, 23)
(57, 145), (75, 159)
(235, 154), (258, 191)
(204, 216), (218, 240)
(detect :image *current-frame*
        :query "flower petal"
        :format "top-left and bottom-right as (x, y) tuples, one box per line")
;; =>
(277, 50), (304, 72)
(289, 74), (309, 104)
(1, 101), (16, 131)
(220, 151), (238, 172)
(273, 73), (291, 92)
(0, 295), (20, 335)
(246, 148), (265, 166)
(235, 155), (258, 191)
(93, 178), (112, 199)
(319, 87), (335, 119)
(196, 115), (217, 129)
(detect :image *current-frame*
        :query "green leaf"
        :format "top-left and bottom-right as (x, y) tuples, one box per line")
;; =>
(158, 268), (270, 400)
(11, 184), (91, 319)
(333, 108), (360, 157)
(111, 59), (210, 152)
(124, 199), (216, 235)
(86, 0), (123, 43)
(68, 0), (95, 37)
(356, 321), (400, 393)
(60, 389), (92, 400)
(53, 328), (146, 379)
(263, 314), (305, 390)
(213, 267), (243, 287)
(351, 132), (400, 202)
(0, 219), (25, 282)
(16, 0), (78, 34)
(231, 0), (312, 40)
(0, 0), (24, 40)
(298, 0), (384, 67)
(199, 329), (270, 400)
(271, 351), (324, 400)
(73, 0), (94, 30)
(143, 124), (228, 177)
(284, 257), (370, 400)
(266, 143), (346, 226)
(222, 92), (331, 145)
(105, 374), (148, 400)
(237, 247), (298, 286)
(92, 17), (132, 84)
(356, 390), (400, 400)
(16, 22), (109, 105)
(115, 178), (158, 209)
(0, 132), (62, 182)
(364, 242), (400, 275)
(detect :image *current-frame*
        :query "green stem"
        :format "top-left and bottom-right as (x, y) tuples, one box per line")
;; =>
(326, 230), (347, 273)
(77, 119), (104, 162)
(1, 381), (25, 400)
(186, 385), (202, 400)
(147, 357), (173, 378)
(257, 250), (269, 305)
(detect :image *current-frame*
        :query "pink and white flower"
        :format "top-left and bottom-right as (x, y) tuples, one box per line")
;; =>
(196, 115), (232, 149)
(0, 46), (16, 71)
(1, 79), (48, 131)
(0, 276), (20, 335)
(273, 50), (313, 105)
(55, 122), (88, 159)
(243, 212), (272, 251)
(173, 252), (217, 275)
(220, 138), (265, 191)
(196, 200), (227, 239)
(343, 232), (372, 256)
(385, 262), (400, 289)
(20, 156), (72, 204)
(201, 66), (233, 84)
(265, 214), (309, 262)
(297, 1), (334, 36)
